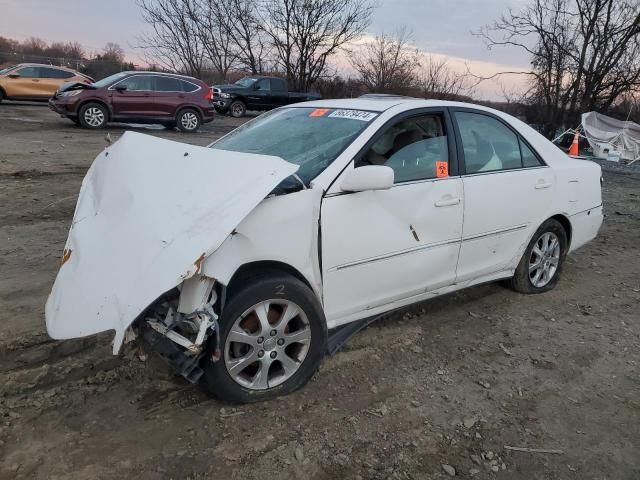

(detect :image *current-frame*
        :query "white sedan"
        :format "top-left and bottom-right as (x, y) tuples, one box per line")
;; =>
(46, 97), (603, 402)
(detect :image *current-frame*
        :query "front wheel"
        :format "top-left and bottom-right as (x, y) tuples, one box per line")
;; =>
(228, 100), (246, 118)
(508, 219), (568, 293)
(78, 102), (108, 129)
(202, 274), (327, 403)
(176, 108), (201, 132)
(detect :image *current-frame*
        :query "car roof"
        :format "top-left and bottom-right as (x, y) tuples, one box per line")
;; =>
(292, 97), (504, 114)
(14, 62), (80, 73)
(121, 71), (201, 81)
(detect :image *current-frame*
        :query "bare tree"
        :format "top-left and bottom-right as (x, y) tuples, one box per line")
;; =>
(137, 0), (206, 75)
(261, 0), (374, 91)
(420, 56), (474, 99)
(187, 0), (239, 80)
(477, 0), (640, 137)
(220, 0), (271, 74)
(351, 28), (421, 93)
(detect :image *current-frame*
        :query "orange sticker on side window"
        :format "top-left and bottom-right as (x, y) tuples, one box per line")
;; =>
(436, 161), (449, 178)
(309, 108), (330, 117)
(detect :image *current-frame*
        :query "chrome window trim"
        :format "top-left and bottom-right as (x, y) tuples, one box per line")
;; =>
(108, 74), (201, 93)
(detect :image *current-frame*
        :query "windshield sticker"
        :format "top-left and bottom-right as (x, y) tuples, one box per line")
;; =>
(436, 161), (449, 178)
(328, 109), (378, 122)
(309, 108), (330, 117)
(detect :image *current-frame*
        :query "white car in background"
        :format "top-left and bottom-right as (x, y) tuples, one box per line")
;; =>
(46, 97), (603, 403)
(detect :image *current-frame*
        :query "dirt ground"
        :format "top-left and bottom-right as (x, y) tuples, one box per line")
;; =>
(0, 103), (638, 480)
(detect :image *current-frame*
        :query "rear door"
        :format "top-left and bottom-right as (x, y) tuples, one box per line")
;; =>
(39, 67), (75, 96)
(321, 109), (463, 323)
(451, 108), (553, 282)
(152, 75), (184, 117)
(270, 78), (289, 107)
(109, 75), (155, 117)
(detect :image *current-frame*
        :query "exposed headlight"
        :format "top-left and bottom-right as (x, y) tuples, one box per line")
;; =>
(220, 93), (232, 99)
(59, 90), (83, 97)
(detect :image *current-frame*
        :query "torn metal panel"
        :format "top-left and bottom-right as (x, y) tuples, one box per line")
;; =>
(45, 131), (298, 354)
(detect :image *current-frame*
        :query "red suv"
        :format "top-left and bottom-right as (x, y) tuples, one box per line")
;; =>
(49, 71), (215, 132)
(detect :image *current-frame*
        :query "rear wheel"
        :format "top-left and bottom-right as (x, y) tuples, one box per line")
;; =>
(176, 108), (201, 132)
(202, 274), (327, 403)
(508, 219), (568, 293)
(0, 89), (4, 104)
(229, 100), (246, 118)
(78, 102), (108, 129)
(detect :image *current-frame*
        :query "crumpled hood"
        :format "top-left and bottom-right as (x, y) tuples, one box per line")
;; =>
(45, 131), (298, 353)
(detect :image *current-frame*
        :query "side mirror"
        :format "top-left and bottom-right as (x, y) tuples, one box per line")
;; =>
(8, 73), (20, 79)
(340, 165), (394, 192)
(115, 84), (127, 92)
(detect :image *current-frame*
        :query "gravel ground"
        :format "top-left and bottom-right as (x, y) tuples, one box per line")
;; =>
(0, 102), (639, 480)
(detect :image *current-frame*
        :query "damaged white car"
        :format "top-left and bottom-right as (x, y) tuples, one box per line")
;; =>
(46, 98), (603, 402)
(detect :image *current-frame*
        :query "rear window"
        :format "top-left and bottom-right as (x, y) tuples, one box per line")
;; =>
(155, 76), (182, 92)
(212, 107), (377, 185)
(180, 80), (199, 92)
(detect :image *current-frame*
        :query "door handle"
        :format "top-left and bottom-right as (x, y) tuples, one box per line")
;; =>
(435, 197), (461, 207)
(535, 181), (552, 190)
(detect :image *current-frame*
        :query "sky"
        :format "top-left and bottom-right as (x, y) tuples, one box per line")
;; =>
(0, 0), (533, 99)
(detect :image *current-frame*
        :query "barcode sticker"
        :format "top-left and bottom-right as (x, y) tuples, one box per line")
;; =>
(327, 109), (378, 122)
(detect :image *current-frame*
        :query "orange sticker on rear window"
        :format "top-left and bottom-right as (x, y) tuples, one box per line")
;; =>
(309, 108), (330, 117)
(436, 161), (449, 178)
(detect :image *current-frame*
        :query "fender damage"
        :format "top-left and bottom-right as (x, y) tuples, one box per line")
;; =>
(45, 131), (298, 354)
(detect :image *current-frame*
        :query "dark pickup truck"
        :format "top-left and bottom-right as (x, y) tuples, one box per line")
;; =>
(212, 76), (321, 117)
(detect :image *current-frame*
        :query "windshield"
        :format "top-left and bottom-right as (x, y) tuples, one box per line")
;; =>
(234, 77), (257, 88)
(211, 107), (378, 187)
(92, 72), (129, 88)
(0, 65), (18, 75)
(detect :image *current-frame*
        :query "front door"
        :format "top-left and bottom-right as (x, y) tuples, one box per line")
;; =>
(110, 75), (155, 117)
(321, 110), (463, 324)
(246, 78), (272, 109)
(451, 109), (555, 281)
(6, 66), (45, 98)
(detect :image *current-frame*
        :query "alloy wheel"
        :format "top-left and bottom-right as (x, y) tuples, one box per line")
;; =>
(224, 299), (311, 390)
(180, 112), (198, 131)
(84, 107), (105, 127)
(529, 231), (560, 288)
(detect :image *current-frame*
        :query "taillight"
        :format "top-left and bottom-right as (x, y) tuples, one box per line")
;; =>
(205, 88), (213, 101)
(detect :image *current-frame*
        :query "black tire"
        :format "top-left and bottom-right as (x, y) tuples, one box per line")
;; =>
(0, 89), (4, 104)
(228, 100), (246, 118)
(78, 102), (108, 129)
(202, 274), (327, 403)
(176, 108), (201, 132)
(507, 219), (568, 294)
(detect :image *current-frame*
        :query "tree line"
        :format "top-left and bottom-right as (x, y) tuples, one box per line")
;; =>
(0, 37), (135, 80)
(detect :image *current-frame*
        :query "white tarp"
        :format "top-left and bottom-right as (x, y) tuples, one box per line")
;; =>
(45, 131), (298, 353)
(582, 111), (640, 162)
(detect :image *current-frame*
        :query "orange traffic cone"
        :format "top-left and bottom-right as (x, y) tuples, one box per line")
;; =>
(569, 130), (580, 156)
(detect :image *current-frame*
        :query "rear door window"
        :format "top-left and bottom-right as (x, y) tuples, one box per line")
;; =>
(154, 76), (182, 92)
(40, 67), (75, 79)
(455, 111), (532, 173)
